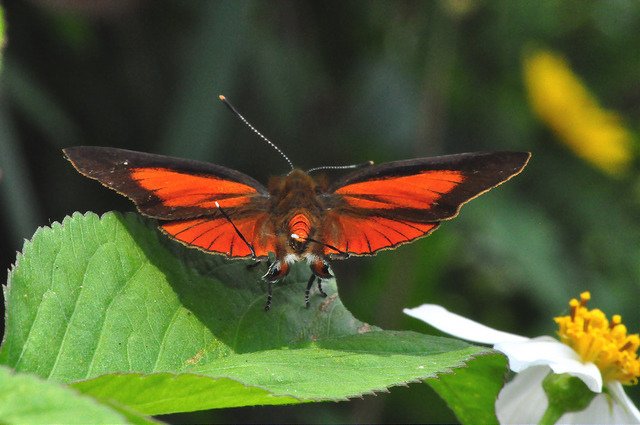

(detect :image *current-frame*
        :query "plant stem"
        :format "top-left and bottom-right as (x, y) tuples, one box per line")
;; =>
(538, 404), (564, 425)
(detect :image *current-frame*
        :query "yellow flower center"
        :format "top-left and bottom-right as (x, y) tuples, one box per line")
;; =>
(555, 292), (640, 385)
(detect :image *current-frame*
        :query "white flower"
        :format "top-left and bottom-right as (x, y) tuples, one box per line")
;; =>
(404, 295), (640, 424)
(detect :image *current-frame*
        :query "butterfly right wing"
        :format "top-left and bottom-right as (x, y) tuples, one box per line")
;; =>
(318, 152), (530, 258)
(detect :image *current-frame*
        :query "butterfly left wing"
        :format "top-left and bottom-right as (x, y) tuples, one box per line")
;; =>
(64, 146), (274, 258)
(318, 151), (530, 257)
(160, 214), (275, 258)
(64, 146), (270, 219)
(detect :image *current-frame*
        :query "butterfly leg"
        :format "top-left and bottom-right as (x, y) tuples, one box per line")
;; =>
(304, 274), (316, 308)
(215, 201), (257, 259)
(305, 257), (332, 307)
(262, 260), (290, 312)
(264, 280), (273, 311)
(316, 279), (328, 298)
(246, 259), (264, 270)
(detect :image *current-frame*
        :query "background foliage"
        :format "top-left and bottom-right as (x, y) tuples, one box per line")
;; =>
(1, 0), (639, 423)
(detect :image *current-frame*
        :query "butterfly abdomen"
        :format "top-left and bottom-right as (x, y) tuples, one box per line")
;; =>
(289, 213), (311, 240)
(269, 169), (322, 232)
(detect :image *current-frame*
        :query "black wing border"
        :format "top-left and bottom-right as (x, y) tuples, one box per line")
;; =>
(324, 151), (531, 223)
(64, 146), (270, 220)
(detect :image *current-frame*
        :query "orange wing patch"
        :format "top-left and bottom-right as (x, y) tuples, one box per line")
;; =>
(161, 214), (275, 258)
(322, 213), (438, 256)
(335, 170), (464, 210)
(132, 168), (258, 209)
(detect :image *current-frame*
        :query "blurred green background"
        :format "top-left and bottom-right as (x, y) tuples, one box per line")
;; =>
(1, 0), (639, 423)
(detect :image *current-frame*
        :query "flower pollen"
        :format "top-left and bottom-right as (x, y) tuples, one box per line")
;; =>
(555, 291), (640, 385)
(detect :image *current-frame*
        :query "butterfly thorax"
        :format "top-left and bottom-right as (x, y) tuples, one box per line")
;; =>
(268, 170), (326, 252)
(260, 169), (334, 281)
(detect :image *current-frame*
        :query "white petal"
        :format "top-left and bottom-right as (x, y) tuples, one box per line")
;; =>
(494, 336), (603, 392)
(495, 365), (550, 424)
(403, 304), (528, 344)
(602, 382), (640, 424)
(495, 366), (638, 424)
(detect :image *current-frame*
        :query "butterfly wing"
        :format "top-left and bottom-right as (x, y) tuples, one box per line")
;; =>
(160, 214), (275, 258)
(64, 146), (274, 258)
(319, 151), (530, 257)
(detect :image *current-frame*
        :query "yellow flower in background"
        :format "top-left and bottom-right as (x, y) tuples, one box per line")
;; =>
(524, 49), (634, 176)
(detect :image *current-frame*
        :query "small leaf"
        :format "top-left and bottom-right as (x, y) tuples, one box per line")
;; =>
(0, 365), (156, 424)
(1, 212), (493, 415)
(427, 352), (508, 424)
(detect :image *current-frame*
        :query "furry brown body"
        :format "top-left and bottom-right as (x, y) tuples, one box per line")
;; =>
(263, 170), (334, 283)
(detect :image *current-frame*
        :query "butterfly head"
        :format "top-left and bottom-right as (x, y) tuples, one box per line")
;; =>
(289, 233), (308, 253)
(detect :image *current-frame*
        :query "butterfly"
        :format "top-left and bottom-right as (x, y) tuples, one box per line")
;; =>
(64, 96), (530, 310)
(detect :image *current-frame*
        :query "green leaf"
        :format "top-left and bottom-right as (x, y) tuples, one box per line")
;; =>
(427, 352), (508, 425)
(72, 373), (300, 415)
(73, 332), (487, 415)
(1, 212), (493, 415)
(0, 365), (156, 424)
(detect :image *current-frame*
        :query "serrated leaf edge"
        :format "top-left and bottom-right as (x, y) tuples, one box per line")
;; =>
(71, 348), (494, 411)
(1, 211), (136, 361)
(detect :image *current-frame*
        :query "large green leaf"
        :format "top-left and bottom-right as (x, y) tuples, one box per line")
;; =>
(0, 365), (156, 424)
(73, 332), (486, 415)
(0, 212), (496, 415)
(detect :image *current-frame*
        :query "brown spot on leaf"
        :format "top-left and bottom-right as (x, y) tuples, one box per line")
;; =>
(185, 348), (205, 366)
(358, 323), (372, 334)
(319, 293), (338, 311)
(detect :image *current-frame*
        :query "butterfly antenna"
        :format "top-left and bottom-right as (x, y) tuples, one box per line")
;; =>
(218, 95), (294, 171)
(215, 201), (257, 258)
(291, 234), (349, 258)
(307, 160), (374, 174)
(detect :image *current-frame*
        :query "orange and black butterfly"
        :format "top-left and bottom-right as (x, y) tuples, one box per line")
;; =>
(64, 96), (530, 310)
